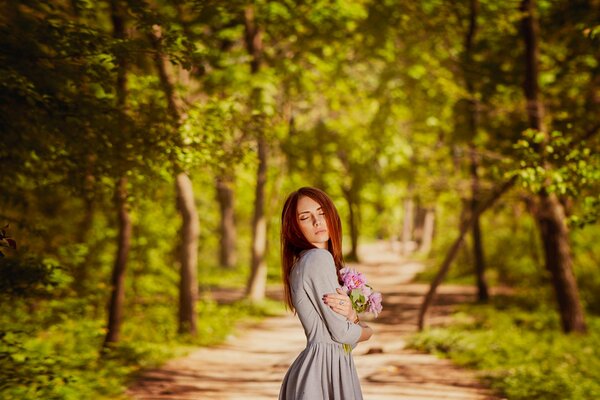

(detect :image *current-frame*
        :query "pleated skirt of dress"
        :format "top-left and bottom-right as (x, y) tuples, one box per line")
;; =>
(279, 342), (363, 400)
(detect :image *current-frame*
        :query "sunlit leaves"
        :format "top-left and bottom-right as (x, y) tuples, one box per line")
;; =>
(512, 129), (600, 227)
(179, 95), (251, 172)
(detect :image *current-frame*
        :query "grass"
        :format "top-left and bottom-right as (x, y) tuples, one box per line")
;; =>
(407, 294), (600, 400)
(0, 293), (286, 400)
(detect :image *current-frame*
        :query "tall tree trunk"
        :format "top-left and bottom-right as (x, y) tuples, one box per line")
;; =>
(470, 146), (488, 302)
(150, 26), (200, 335)
(244, 4), (268, 302)
(342, 186), (360, 262)
(464, 0), (489, 302)
(246, 135), (268, 302)
(520, 0), (586, 333)
(103, 0), (130, 350)
(103, 176), (131, 347)
(176, 173), (199, 335)
(216, 174), (237, 268)
(412, 205), (423, 245)
(401, 196), (414, 255)
(418, 208), (435, 254)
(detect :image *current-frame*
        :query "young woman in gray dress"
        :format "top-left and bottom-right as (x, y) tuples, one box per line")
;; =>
(279, 187), (374, 400)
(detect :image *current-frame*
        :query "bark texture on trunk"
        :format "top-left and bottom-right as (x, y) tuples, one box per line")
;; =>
(103, 176), (131, 347)
(216, 174), (237, 268)
(342, 187), (360, 262)
(103, 0), (130, 350)
(244, 4), (269, 302)
(470, 147), (489, 302)
(534, 193), (586, 332)
(418, 208), (435, 254)
(401, 197), (414, 255)
(464, 0), (488, 302)
(176, 172), (199, 335)
(521, 0), (586, 333)
(246, 135), (268, 302)
(150, 26), (200, 335)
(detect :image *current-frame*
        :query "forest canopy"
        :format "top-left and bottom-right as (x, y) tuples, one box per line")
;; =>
(1, 0), (599, 399)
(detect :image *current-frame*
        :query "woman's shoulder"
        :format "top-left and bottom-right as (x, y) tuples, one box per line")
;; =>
(300, 248), (334, 263)
(297, 248), (335, 275)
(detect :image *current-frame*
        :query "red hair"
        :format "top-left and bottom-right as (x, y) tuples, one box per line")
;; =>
(281, 187), (344, 312)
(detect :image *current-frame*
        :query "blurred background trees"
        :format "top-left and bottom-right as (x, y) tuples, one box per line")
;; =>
(1, 0), (598, 398)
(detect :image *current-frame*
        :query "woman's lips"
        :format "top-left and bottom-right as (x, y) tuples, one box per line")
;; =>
(315, 229), (327, 234)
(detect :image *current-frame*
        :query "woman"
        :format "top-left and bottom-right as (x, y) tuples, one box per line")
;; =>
(279, 187), (374, 400)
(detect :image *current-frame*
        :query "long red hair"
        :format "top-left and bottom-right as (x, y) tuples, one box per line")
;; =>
(281, 187), (344, 312)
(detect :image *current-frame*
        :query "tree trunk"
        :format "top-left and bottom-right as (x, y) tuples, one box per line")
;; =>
(103, 176), (131, 347)
(418, 208), (435, 254)
(520, 0), (586, 333)
(150, 26), (200, 335)
(401, 196), (415, 255)
(216, 174), (237, 268)
(412, 206), (423, 245)
(244, 4), (268, 302)
(533, 194), (586, 332)
(342, 187), (360, 262)
(470, 146), (488, 302)
(103, 0), (130, 350)
(463, 0), (489, 302)
(246, 135), (268, 302)
(176, 172), (199, 335)
(418, 177), (517, 330)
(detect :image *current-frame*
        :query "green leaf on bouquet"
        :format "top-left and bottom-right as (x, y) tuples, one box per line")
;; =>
(349, 289), (367, 313)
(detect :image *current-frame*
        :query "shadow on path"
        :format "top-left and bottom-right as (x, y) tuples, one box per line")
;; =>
(128, 241), (502, 400)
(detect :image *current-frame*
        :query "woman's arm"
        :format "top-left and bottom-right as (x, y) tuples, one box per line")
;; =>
(357, 321), (373, 343)
(322, 288), (358, 322)
(302, 249), (363, 345)
(323, 289), (374, 343)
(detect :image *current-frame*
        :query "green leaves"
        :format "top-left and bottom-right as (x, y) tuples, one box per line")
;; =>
(511, 129), (600, 227)
(349, 288), (368, 313)
(409, 305), (600, 400)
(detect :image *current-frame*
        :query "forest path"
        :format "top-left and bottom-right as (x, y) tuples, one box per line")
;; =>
(127, 241), (501, 400)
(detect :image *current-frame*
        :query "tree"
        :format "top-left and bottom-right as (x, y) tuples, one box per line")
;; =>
(216, 174), (237, 268)
(147, 23), (200, 336)
(462, 0), (489, 302)
(520, 0), (586, 333)
(244, 4), (269, 302)
(103, 0), (132, 349)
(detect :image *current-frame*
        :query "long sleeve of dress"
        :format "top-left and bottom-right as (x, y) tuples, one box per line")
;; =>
(301, 249), (362, 345)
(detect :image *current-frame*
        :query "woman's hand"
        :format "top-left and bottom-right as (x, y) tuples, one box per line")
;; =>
(323, 288), (358, 322)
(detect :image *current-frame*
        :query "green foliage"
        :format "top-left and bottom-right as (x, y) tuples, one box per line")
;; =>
(0, 256), (66, 297)
(511, 130), (600, 227)
(409, 299), (600, 400)
(1, 0), (599, 397)
(0, 294), (283, 399)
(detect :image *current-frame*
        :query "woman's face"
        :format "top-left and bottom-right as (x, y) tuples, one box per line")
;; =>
(296, 195), (329, 249)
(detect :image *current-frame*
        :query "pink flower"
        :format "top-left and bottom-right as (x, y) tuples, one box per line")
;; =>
(360, 284), (372, 298)
(339, 267), (382, 318)
(339, 267), (366, 291)
(367, 292), (383, 317)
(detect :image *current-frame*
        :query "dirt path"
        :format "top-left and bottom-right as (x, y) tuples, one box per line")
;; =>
(128, 242), (501, 400)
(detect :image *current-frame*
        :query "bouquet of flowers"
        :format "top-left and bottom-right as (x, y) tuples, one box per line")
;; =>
(340, 267), (383, 318)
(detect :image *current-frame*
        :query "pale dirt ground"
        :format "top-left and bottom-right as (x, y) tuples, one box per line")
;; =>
(127, 242), (503, 400)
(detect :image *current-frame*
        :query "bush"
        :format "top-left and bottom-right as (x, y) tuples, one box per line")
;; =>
(408, 300), (600, 400)
(0, 293), (284, 399)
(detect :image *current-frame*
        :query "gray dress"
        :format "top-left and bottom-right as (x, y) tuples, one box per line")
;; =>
(279, 248), (363, 400)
